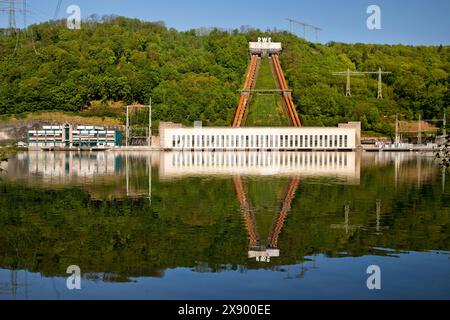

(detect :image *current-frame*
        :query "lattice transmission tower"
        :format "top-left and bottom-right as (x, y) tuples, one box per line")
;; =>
(332, 68), (392, 99)
(0, 0), (29, 33)
(0, 0), (32, 54)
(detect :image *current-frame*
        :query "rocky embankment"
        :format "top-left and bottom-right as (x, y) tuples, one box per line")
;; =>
(0, 120), (60, 146)
(0, 119), (124, 146)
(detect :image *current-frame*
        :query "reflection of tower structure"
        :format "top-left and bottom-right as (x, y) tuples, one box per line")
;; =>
(376, 199), (382, 234)
(125, 152), (152, 201)
(233, 175), (300, 263)
(417, 156), (422, 189)
(443, 168), (446, 193)
(374, 199), (389, 235)
(331, 204), (362, 234)
(10, 269), (17, 298)
(394, 153), (400, 190)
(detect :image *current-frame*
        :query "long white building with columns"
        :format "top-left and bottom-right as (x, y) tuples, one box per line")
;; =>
(159, 122), (361, 151)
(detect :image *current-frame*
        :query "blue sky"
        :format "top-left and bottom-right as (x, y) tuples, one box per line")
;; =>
(2, 0), (449, 45)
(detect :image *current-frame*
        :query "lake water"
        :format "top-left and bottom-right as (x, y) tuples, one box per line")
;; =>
(0, 151), (449, 300)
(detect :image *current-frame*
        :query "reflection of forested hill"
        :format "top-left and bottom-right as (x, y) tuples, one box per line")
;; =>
(0, 160), (449, 281)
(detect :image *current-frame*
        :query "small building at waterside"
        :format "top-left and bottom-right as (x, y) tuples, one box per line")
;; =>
(27, 123), (122, 149)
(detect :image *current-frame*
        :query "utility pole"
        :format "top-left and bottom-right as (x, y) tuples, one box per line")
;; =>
(148, 97), (152, 147)
(126, 105), (129, 147)
(418, 114), (422, 145)
(395, 114), (400, 145)
(444, 108), (447, 137)
(346, 69), (351, 97)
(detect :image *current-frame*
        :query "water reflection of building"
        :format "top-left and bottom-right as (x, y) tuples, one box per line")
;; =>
(6, 151), (440, 194)
(159, 151), (362, 260)
(159, 151), (361, 183)
(17, 151), (122, 182)
(7, 151), (362, 183)
(7, 152), (154, 200)
(361, 152), (438, 188)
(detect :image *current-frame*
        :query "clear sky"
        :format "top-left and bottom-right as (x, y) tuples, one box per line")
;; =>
(1, 0), (449, 45)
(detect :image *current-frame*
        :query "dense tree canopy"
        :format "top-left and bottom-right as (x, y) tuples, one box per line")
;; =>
(0, 16), (449, 134)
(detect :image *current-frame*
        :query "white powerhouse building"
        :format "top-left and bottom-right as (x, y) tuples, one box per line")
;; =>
(160, 123), (361, 151)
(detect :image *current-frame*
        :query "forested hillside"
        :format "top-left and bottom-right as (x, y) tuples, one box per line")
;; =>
(0, 16), (449, 135)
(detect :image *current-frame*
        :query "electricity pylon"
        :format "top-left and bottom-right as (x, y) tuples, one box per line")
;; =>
(54, 0), (62, 20)
(286, 18), (322, 42)
(0, 0), (28, 33)
(332, 69), (365, 97)
(0, 0), (42, 55)
(332, 68), (392, 99)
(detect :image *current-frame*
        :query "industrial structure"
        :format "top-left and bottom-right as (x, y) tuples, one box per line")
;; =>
(160, 125), (358, 151)
(27, 124), (122, 149)
(157, 39), (361, 262)
(286, 18), (322, 42)
(161, 39), (360, 151)
(234, 40), (301, 128)
(233, 175), (299, 262)
(332, 68), (392, 99)
(125, 102), (152, 147)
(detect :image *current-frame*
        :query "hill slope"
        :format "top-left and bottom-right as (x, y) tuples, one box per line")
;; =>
(245, 58), (290, 127)
(0, 16), (449, 135)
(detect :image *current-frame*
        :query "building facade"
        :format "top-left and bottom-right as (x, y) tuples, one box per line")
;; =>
(27, 124), (122, 148)
(160, 124), (360, 151)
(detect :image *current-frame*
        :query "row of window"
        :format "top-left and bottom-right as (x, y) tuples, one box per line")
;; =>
(171, 152), (349, 167)
(172, 134), (350, 149)
(29, 141), (115, 146)
(29, 134), (63, 137)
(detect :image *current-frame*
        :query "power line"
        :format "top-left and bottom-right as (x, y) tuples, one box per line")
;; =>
(332, 68), (392, 99)
(0, 0), (28, 53)
(0, 0), (20, 31)
(286, 18), (322, 42)
(0, 0), (42, 55)
(54, 0), (61, 20)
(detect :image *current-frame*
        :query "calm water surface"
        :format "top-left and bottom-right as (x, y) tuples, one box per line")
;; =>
(0, 151), (449, 300)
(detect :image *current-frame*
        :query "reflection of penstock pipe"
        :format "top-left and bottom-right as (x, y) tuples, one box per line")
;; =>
(233, 176), (259, 247)
(268, 177), (300, 248)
